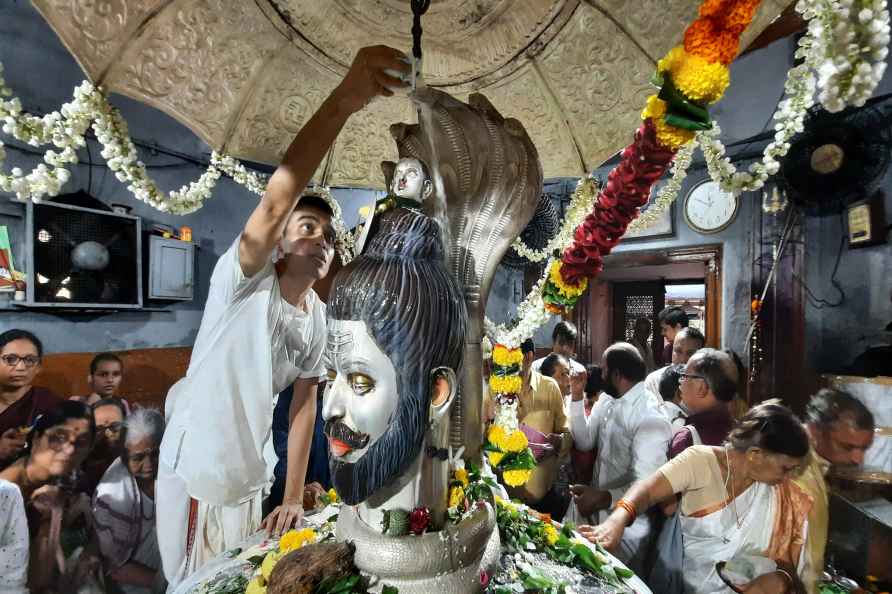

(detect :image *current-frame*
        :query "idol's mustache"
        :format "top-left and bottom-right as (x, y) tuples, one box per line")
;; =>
(324, 420), (370, 450)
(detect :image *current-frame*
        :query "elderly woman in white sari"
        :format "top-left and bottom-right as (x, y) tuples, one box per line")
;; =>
(583, 400), (813, 594)
(93, 408), (164, 594)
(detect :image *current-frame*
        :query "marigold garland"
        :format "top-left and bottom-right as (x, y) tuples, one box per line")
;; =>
(657, 47), (731, 104)
(489, 375), (522, 395)
(504, 430), (529, 454)
(492, 344), (523, 367)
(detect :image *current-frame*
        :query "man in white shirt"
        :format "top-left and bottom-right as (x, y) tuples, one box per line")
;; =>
(567, 343), (671, 572)
(531, 321), (586, 378)
(156, 46), (410, 589)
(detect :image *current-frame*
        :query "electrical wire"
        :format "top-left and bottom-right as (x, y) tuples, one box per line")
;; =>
(793, 210), (846, 309)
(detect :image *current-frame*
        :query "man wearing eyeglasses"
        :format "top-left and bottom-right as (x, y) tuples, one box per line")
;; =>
(0, 329), (61, 469)
(672, 348), (736, 459)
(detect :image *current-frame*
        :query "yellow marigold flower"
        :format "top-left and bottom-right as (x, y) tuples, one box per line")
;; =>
(492, 344), (523, 367)
(641, 95), (667, 121)
(449, 485), (465, 508)
(488, 425), (507, 448)
(246, 575), (268, 594)
(544, 523), (560, 546)
(279, 528), (316, 552)
(548, 261), (587, 299)
(327, 488), (338, 503)
(657, 46), (730, 104)
(503, 469), (533, 487)
(261, 550), (285, 581)
(489, 374), (522, 395)
(653, 118), (696, 151)
(487, 451), (505, 467)
(454, 468), (469, 488)
(504, 430), (529, 453)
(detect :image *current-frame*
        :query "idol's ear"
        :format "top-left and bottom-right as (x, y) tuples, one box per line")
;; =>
(429, 367), (457, 421)
(421, 178), (434, 201)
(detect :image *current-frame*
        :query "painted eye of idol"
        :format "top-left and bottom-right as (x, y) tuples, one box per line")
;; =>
(349, 373), (374, 395)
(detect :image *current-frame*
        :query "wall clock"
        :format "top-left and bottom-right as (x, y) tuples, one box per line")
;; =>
(683, 180), (740, 234)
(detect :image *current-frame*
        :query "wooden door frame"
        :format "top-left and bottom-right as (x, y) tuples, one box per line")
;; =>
(599, 245), (723, 349)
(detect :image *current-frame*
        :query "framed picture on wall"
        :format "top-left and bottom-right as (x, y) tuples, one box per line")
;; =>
(622, 184), (676, 242)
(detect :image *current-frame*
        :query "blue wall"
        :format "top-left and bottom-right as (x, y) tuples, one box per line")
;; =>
(2, 1), (890, 375)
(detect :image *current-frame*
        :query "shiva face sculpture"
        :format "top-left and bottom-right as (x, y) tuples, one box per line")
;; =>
(390, 157), (433, 203)
(323, 208), (466, 506)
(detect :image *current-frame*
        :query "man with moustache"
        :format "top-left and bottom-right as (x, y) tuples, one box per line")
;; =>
(796, 389), (875, 594)
(156, 45), (411, 588)
(567, 342), (671, 572)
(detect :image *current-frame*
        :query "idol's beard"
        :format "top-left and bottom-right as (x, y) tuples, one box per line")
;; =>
(329, 410), (426, 506)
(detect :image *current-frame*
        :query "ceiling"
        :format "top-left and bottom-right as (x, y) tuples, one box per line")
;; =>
(33, 0), (787, 188)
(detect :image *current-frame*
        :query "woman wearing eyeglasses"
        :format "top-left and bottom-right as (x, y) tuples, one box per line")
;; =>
(0, 330), (62, 469)
(581, 401), (813, 594)
(0, 400), (100, 592)
(93, 408), (165, 594)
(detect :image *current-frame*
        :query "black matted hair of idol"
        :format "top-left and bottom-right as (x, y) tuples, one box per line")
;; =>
(326, 207), (467, 504)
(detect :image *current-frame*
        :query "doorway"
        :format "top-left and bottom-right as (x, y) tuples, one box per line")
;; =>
(584, 246), (722, 366)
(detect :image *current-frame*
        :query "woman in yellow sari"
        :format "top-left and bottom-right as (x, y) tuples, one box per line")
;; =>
(583, 400), (812, 593)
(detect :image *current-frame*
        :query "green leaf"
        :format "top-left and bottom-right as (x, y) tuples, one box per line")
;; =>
(246, 554), (266, 568)
(381, 586), (399, 594)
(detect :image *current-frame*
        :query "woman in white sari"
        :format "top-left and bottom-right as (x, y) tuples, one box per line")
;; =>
(93, 408), (165, 594)
(583, 400), (812, 594)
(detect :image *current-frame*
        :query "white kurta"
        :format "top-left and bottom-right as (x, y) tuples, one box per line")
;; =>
(0, 479), (28, 594)
(157, 236), (326, 588)
(568, 382), (672, 570)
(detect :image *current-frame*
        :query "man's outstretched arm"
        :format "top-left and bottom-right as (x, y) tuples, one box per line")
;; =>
(238, 46), (409, 277)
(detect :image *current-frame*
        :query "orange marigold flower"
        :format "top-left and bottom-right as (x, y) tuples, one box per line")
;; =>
(686, 20), (742, 64)
(724, 0), (761, 32)
(697, 0), (733, 19)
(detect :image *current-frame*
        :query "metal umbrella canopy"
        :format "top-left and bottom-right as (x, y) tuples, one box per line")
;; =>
(34, 0), (785, 188)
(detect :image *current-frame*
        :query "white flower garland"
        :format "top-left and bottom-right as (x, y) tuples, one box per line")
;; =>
(484, 259), (553, 348)
(698, 0), (888, 194)
(0, 63), (355, 261)
(626, 138), (696, 233)
(510, 176), (599, 262)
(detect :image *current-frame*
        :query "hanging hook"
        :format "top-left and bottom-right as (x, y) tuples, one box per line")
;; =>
(411, 0), (431, 61)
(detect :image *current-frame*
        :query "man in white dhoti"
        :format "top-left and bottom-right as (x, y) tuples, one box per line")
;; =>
(156, 45), (410, 589)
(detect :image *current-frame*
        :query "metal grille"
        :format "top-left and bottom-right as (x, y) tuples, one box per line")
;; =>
(32, 203), (139, 305)
(623, 295), (654, 347)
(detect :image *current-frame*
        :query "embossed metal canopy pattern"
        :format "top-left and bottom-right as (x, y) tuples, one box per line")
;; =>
(32, 0), (786, 188)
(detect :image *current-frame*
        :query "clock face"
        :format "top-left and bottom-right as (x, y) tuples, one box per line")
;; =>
(684, 181), (739, 234)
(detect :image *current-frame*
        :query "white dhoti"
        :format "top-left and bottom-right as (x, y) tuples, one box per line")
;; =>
(157, 461), (263, 591)
(156, 235), (326, 590)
